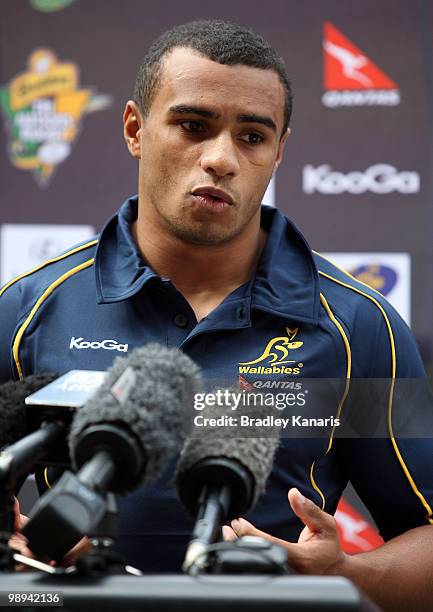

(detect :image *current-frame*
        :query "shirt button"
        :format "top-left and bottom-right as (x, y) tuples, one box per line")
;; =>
(174, 314), (189, 328)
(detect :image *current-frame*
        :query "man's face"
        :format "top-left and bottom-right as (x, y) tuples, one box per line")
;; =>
(125, 47), (288, 245)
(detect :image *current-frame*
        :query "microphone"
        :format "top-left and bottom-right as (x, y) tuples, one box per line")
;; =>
(0, 373), (60, 494)
(0, 371), (106, 572)
(0, 371), (108, 488)
(0, 373), (59, 448)
(22, 344), (202, 562)
(0, 373), (59, 566)
(176, 388), (280, 573)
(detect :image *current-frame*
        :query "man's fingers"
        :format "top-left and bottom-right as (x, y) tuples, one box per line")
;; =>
(288, 488), (335, 536)
(16, 514), (28, 531)
(13, 498), (22, 531)
(222, 525), (237, 541)
(9, 506), (37, 571)
(230, 518), (296, 552)
(230, 517), (276, 541)
(13, 497), (29, 531)
(8, 533), (35, 561)
(61, 536), (91, 567)
(230, 518), (259, 537)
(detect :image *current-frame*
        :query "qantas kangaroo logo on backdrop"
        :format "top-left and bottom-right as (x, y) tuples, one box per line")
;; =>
(322, 22), (400, 107)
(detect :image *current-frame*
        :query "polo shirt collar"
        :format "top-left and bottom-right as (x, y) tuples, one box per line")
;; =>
(95, 196), (158, 303)
(252, 205), (320, 324)
(95, 196), (320, 325)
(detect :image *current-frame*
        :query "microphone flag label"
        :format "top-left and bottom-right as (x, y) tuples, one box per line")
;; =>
(25, 370), (106, 408)
(110, 366), (137, 405)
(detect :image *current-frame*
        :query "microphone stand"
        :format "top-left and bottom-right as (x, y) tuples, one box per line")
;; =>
(209, 536), (291, 575)
(0, 422), (65, 571)
(75, 493), (141, 577)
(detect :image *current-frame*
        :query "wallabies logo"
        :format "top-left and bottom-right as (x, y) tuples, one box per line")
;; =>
(239, 328), (304, 375)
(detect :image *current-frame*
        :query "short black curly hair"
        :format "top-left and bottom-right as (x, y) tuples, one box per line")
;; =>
(133, 20), (292, 137)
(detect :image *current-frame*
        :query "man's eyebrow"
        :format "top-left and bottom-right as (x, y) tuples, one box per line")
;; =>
(168, 105), (219, 119)
(237, 114), (276, 132)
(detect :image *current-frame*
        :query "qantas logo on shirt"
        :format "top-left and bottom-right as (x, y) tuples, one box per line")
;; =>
(322, 22), (400, 107)
(69, 337), (128, 352)
(238, 327), (304, 375)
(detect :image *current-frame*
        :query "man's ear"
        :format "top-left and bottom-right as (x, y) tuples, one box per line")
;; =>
(123, 100), (142, 159)
(274, 127), (291, 173)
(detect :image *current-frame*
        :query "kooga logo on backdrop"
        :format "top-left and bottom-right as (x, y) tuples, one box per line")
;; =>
(303, 164), (420, 195)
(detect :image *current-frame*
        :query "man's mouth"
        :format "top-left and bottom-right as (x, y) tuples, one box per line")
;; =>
(191, 187), (234, 211)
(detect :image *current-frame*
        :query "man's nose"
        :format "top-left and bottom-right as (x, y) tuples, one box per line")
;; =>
(200, 132), (240, 178)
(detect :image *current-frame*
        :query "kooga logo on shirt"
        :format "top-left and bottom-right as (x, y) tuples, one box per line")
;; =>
(303, 164), (420, 195)
(69, 337), (128, 352)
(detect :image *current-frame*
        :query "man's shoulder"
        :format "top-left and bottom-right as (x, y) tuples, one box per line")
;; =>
(313, 251), (424, 376)
(0, 237), (98, 307)
(0, 237), (99, 381)
(313, 250), (401, 325)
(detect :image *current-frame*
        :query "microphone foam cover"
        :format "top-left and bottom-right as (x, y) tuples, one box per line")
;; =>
(176, 387), (280, 508)
(0, 373), (58, 448)
(69, 344), (202, 487)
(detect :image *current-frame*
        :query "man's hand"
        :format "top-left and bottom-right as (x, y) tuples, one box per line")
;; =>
(223, 488), (433, 611)
(222, 487), (347, 575)
(8, 497), (35, 562)
(9, 497), (91, 568)
(61, 537), (92, 567)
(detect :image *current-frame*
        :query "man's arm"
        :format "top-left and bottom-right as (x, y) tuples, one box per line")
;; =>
(223, 488), (433, 612)
(0, 281), (22, 381)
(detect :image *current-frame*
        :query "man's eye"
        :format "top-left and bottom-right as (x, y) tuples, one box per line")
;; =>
(241, 133), (264, 145)
(181, 121), (205, 133)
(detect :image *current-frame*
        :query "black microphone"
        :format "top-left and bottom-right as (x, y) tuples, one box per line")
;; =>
(0, 374), (59, 448)
(22, 344), (202, 562)
(0, 371), (109, 572)
(0, 370), (108, 528)
(0, 370), (108, 475)
(0, 373), (60, 568)
(0, 374), (59, 499)
(176, 388), (280, 573)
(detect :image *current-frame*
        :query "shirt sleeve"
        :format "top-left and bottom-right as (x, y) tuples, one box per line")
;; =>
(336, 302), (433, 541)
(0, 281), (23, 382)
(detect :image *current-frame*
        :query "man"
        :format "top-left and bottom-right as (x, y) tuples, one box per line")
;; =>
(1, 20), (432, 610)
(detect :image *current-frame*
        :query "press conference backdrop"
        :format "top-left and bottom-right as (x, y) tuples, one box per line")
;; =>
(3, 0), (430, 554)
(0, 0), (432, 370)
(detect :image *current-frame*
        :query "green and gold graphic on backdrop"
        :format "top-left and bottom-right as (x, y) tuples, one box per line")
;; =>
(0, 48), (111, 187)
(30, 0), (76, 11)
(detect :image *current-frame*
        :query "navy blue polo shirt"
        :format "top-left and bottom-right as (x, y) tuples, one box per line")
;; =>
(1, 196), (432, 572)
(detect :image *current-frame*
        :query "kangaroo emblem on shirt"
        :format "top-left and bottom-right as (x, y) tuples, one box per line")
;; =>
(239, 327), (303, 365)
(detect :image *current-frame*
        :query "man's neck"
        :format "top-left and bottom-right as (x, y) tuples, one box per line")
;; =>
(131, 208), (267, 320)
